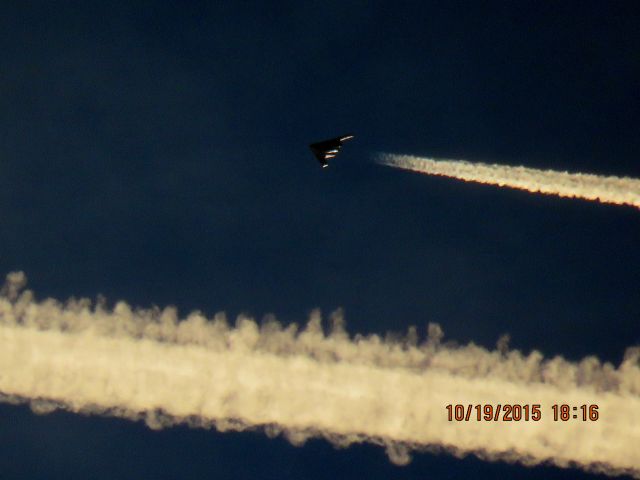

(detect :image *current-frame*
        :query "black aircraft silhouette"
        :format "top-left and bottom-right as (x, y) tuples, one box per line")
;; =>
(309, 134), (354, 168)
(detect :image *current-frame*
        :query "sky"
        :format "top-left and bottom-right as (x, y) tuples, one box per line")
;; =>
(1, 1), (639, 479)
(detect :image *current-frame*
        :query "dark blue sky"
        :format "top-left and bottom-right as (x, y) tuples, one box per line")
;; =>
(1, 2), (639, 479)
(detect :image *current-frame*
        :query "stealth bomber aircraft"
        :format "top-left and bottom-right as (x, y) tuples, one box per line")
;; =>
(309, 134), (354, 168)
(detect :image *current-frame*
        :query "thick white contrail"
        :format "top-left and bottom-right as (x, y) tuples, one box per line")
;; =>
(1, 272), (639, 477)
(377, 153), (640, 209)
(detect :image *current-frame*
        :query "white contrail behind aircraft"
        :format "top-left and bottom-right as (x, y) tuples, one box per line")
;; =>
(377, 153), (640, 209)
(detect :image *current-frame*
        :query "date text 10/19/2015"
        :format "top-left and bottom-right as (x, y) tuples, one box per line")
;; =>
(446, 404), (599, 422)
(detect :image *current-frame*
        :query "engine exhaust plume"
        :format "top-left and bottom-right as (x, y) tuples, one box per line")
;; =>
(377, 153), (640, 209)
(1, 272), (639, 477)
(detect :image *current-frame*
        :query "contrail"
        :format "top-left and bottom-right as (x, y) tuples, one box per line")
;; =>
(377, 153), (640, 209)
(1, 272), (639, 477)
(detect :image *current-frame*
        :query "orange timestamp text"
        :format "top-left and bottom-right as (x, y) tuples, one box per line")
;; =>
(446, 404), (599, 422)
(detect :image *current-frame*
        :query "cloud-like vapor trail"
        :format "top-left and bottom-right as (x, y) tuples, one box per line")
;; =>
(377, 153), (640, 209)
(1, 272), (639, 477)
